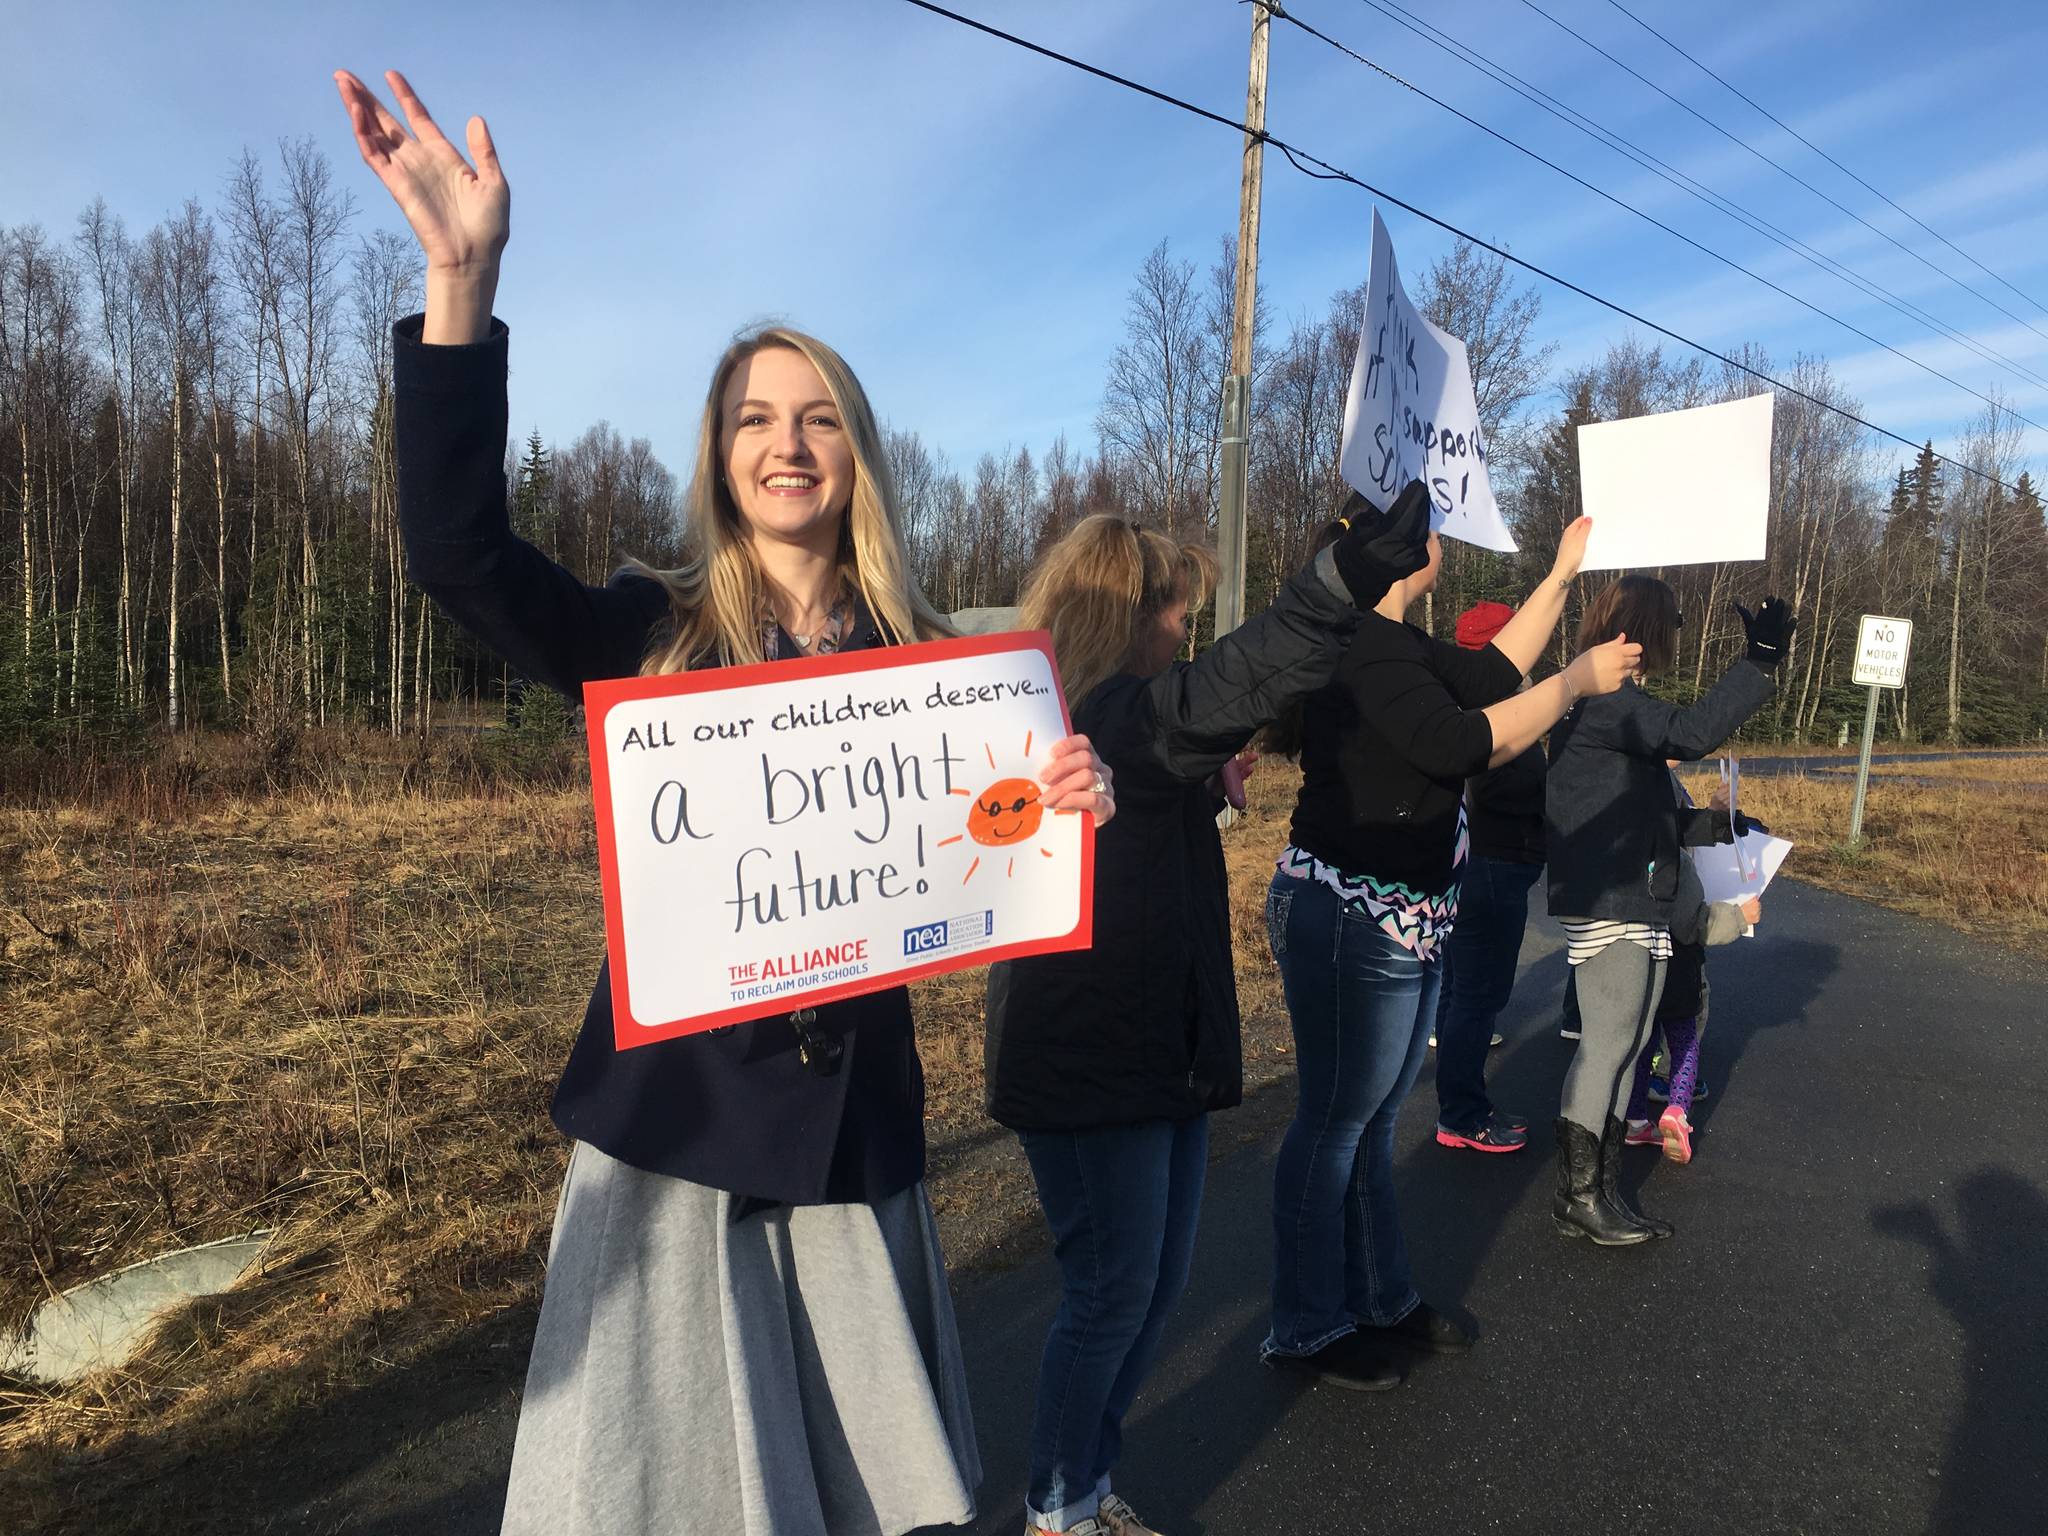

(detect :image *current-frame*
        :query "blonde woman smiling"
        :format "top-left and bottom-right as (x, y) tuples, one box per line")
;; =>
(336, 68), (1113, 1536)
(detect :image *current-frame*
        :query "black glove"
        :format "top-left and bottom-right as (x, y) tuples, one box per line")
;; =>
(1736, 812), (1771, 837)
(1734, 596), (1797, 671)
(1330, 479), (1432, 608)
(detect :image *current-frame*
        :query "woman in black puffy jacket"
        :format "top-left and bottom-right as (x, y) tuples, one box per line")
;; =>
(984, 486), (1432, 1536)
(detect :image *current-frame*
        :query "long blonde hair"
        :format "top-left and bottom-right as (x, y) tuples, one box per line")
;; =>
(631, 326), (951, 672)
(1018, 514), (1217, 706)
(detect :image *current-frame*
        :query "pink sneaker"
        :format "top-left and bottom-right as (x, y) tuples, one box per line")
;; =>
(1659, 1106), (1694, 1165)
(1623, 1118), (1661, 1147)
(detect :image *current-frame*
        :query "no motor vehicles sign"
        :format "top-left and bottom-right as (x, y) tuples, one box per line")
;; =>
(1852, 614), (1912, 689)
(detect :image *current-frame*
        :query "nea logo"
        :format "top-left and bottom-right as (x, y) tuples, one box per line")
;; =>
(903, 912), (996, 957)
(903, 921), (950, 956)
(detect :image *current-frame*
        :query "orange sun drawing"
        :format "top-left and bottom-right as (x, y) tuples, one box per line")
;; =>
(940, 732), (1063, 883)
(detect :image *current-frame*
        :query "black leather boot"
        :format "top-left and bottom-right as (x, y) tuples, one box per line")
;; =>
(1553, 1118), (1651, 1245)
(1600, 1115), (1673, 1239)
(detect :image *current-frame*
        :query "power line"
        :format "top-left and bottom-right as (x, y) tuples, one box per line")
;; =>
(1264, 4), (2048, 436)
(1334, 0), (2048, 398)
(1518, 0), (2048, 351)
(1601, 0), (2048, 324)
(893, 0), (2020, 494)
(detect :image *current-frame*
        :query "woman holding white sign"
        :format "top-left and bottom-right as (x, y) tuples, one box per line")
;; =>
(985, 486), (1435, 1536)
(1545, 577), (1793, 1244)
(335, 69), (1116, 1536)
(1258, 512), (1638, 1390)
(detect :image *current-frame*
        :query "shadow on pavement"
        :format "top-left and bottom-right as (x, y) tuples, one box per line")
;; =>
(1877, 1167), (2048, 1527)
(1398, 945), (1574, 1317)
(1692, 933), (1837, 1126)
(10, 1298), (529, 1536)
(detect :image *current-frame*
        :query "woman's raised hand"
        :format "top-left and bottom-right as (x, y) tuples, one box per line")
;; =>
(335, 70), (507, 342)
(1565, 632), (1643, 698)
(336, 70), (507, 273)
(1734, 596), (1797, 671)
(1549, 515), (1594, 584)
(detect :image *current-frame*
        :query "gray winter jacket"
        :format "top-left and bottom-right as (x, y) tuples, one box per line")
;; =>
(1545, 660), (1776, 925)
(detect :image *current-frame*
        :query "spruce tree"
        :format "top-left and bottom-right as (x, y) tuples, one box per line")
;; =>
(513, 429), (557, 559)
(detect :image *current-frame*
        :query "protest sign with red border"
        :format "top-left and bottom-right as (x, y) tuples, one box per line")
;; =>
(584, 631), (1094, 1049)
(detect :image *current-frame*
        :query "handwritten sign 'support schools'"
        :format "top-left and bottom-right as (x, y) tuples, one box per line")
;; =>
(1340, 207), (1519, 554)
(584, 633), (1094, 1049)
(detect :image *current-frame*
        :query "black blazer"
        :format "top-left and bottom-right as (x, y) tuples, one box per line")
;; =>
(394, 315), (923, 1206)
(983, 556), (1363, 1133)
(1544, 660), (1773, 925)
(1286, 618), (1523, 895)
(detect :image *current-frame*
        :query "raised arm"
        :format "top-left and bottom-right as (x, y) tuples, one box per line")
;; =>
(1097, 483), (1434, 790)
(1474, 635), (1643, 767)
(394, 321), (668, 694)
(1487, 515), (1594, 675)
(1595, 597), (1795, 760)
(342, 69), (665, 693)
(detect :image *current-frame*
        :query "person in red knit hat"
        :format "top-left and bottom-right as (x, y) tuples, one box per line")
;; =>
(1429, 599), (1544, 1153)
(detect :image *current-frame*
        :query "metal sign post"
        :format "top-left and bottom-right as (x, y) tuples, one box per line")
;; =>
(1848, 613), (1913, 844)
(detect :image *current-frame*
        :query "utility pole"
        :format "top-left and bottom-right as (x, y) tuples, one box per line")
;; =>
(1215, 0), (1269, 645)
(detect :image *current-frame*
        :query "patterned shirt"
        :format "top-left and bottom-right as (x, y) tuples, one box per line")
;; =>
(762, 595), (852, 661)
(1275, 805), (1468, 961)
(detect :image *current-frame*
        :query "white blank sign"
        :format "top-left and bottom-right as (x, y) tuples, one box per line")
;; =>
(1576, 393), (1774, 571)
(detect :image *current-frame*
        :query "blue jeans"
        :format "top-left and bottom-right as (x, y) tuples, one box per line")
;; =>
(1017, 1115), (1208, 1531)
(1264, 873), (1441, 1356)
(1432, 855), (1542, 1134)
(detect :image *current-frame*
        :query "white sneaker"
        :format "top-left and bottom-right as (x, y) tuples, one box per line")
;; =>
(1099, 1496), (1165, 1536)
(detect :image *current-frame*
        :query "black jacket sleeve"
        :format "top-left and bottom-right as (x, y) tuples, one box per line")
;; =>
(1678, 806), (1735, 847)
(393, 315), (670, 695)
(1582, 659), (1776, 763)
(1429, 636), (1523, 708)
(1084, 549), (1364, 794)
(1343, 620), (1499, 781)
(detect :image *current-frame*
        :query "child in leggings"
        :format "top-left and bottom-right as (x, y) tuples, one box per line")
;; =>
(1622, 902), (1758, 1161)
(1621, 768), (1761, 1162)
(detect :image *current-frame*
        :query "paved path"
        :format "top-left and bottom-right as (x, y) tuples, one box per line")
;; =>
(255, 878), (2045, 1535)
(940, 878), (2047, 1535)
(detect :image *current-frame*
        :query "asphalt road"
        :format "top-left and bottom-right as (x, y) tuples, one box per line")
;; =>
(1737, 747), (2043, 791)
(936, 877), (2048, 1536)
(255, 874), (2048, 1536)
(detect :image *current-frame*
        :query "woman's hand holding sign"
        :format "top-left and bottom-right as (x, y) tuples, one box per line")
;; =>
(1330, 480), (1433, 607)
(1038, 735), (1116, 828)
(334, 69), (507, 345)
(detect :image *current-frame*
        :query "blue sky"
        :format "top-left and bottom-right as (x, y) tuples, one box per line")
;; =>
(7, 0), (2046, 491)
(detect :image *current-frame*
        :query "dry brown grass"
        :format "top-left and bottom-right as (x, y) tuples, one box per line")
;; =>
(1681, 767), (2048, 957)
(0, 733), (600, 1473)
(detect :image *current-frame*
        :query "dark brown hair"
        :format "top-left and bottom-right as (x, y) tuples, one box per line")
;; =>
(1575, 575), (1680, 676)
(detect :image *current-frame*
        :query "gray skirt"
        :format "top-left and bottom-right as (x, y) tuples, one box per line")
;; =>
(501, 1144), (980, 1536)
